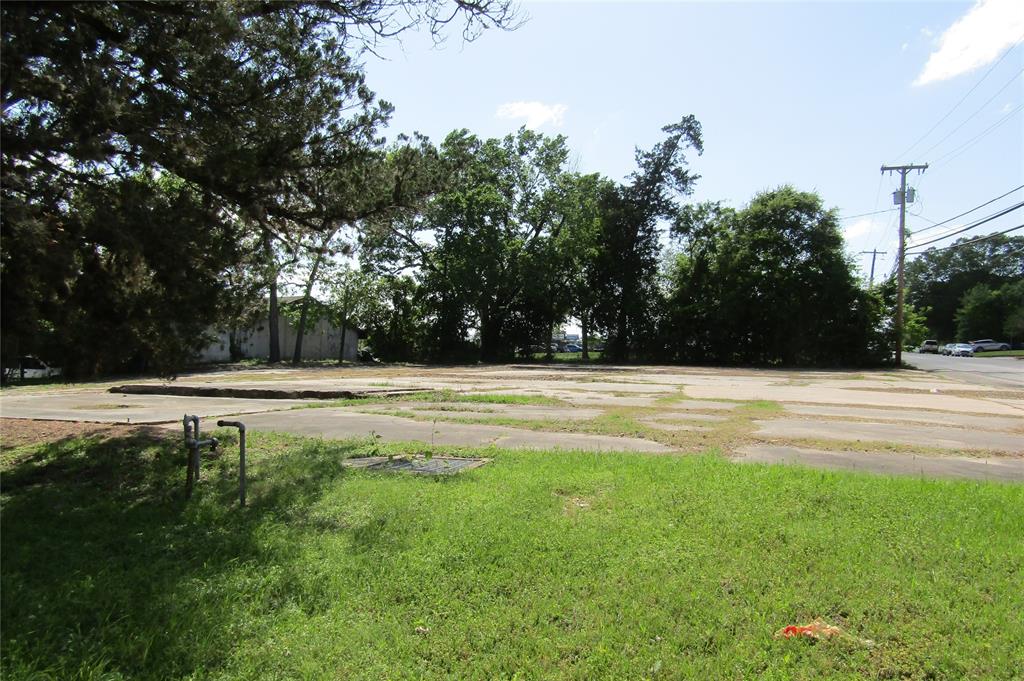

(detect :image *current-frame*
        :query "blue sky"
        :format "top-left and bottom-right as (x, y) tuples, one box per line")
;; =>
(362, 0), (1023, 283)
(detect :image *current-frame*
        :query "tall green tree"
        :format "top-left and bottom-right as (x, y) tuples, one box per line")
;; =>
(11, 174), (241, 376)
(2, 0), (517, 374)
(955, 280), (1024, 343)
(591, 116), (704, 361)
(553, 173), (613, 359)
(362, 128), (573, 361)
(955, 284), (1002, 342)
(324, 265), (388, 362)
(362, 275), (425, 361)
(1001, 280), (1024, 344)
(667, 187), (884, 366)
(905, 233), (1024, 341)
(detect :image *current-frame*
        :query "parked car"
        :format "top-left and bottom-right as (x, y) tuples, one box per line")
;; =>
(940, 343), (955, 356)
(969, 339), (1010, 352)
(951, 343), (975, 357)
(564, 344), (582, 352)
(4, 356), (62, 380)
(918, 340), (939, 353)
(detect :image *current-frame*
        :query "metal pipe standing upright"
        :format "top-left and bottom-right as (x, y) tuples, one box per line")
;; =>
(190, 415), (201, 481)
(183, 414), (196, 494)
(217, 420), (247, 506)
(183, 415), (217, 497)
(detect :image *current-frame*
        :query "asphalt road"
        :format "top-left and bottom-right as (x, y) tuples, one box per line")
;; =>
(904, 352), (1024, 389)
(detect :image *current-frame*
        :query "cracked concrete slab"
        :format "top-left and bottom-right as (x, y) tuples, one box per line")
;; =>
(734, 444), (1024, 482)
(349, 403), (603, 421)
(0, 392), (310, 424)
(754, 418), (1024, 453)
(6, 362), (1020, 459)
(564, 395), (660, 407)
(784, 404), (1024, 432)
(640, 420), (710, 432)
(472, 387), (664, 407)
(685, 382), (1023, 415)
(649, 411), (729, 422)
(658, 400), (740, 411)
(226, 408), (672, 452)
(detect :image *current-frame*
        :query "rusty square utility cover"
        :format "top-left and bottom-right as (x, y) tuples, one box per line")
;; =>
(343, 455), (489, 475)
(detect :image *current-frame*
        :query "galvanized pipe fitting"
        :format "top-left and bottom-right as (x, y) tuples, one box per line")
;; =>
(217, 420), (247, 507)
(182, 414), (217, 496)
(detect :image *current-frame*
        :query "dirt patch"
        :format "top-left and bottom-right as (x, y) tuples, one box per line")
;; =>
(0, 418), (169, 451)
(553, 486), (609, 516)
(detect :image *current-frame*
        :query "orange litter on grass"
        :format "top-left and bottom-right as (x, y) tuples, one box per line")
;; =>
(775, 619), (874, 646)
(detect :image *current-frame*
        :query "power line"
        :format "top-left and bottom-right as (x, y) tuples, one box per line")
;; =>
(894, 43), (1020, 160)
(916, 69), (1024, 159)
(906, 201), (1024, 249)
(908, 202), (1024, 248)
(907, 224), (1024, 255)
(910, 219), (982, 245)
(913, 217), (1006, 246)
(869, 176), (898, 254)
(839, 208), (896, 220)
(931, 103), (1024, 167)
(910, 184), (1024, 234)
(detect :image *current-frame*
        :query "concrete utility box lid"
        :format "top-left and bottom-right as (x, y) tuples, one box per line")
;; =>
(343, 455), (489, 475)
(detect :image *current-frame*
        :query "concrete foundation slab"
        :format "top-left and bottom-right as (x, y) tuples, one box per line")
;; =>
(0, 392), (310, 424)
(350, 403), (603, 422)
(660, 400), (740, 411)
(686, 383), (1022, 415)
(230, 408), (672, 452)
(651, 412), (729, 422)
(640, 420), (710, 432)
(734, 444), (1024, 482)
(785, 404), (1023, 432)
(754, 419), (1024, 453)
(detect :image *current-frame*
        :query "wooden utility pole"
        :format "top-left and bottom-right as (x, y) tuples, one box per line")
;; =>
(859, 249), (887, 286)
(881, 163), (927, 367)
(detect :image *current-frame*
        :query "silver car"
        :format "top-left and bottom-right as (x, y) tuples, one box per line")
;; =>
(970, 339), (1010, 352)
(952, 343), (974, 357)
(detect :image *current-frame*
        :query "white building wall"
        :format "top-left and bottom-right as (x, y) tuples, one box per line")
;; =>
(198, 318), (359, 363)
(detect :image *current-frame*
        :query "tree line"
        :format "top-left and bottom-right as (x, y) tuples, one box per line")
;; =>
(4, 1), (913, 378)
(905, 234), (1024, 345)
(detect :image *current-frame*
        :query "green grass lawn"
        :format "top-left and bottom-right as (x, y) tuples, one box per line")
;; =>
(974, 350), (1024, 358)
(2, 431), (1022, 680)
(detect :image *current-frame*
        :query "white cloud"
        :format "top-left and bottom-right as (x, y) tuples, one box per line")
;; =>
(495, 101), (568, 129)
(901, 42), (910, 53)
(914, 0), (1024, 86)
(843, 218), (874, 241)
